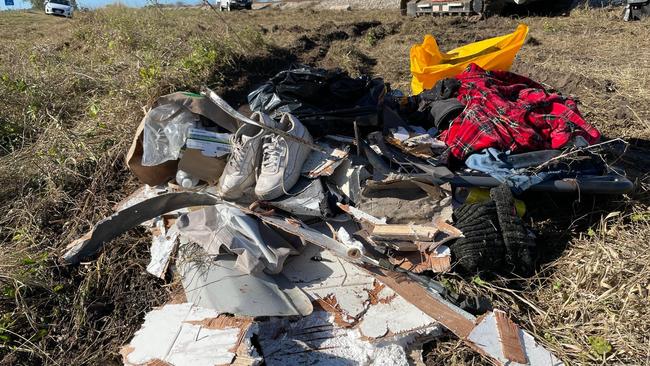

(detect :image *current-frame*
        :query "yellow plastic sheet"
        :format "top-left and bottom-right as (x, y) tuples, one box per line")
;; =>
(410, 24), (529, 95)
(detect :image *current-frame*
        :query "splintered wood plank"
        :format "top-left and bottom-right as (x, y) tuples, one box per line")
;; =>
(371, 224), (439, 241)
(361, 266), (476, 338)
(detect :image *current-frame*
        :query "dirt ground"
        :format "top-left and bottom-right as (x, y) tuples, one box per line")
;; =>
(0, 5), (649, 366)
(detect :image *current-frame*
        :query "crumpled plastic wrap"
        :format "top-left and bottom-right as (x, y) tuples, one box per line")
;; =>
(176, 204), (303, 274)
(142, 104), (197, 166)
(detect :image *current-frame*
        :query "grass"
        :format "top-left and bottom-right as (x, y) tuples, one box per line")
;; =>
(0, 7), (272, 365)
(1, 5), (649, 366)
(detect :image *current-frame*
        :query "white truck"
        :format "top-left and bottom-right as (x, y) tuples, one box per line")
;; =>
(219, 0), (253, 11)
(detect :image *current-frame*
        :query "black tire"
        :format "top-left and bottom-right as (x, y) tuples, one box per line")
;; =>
(490, 185), (535, 275)
(450, 186), (536, 275)
(450, 201), (505, 273)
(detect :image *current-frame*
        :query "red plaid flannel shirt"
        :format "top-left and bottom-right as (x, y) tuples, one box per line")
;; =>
(440, 64), (601, 160)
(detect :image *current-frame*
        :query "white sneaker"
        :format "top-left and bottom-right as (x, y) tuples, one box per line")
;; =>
(218, 112), (276, 200)
(255, 114), (313, 200)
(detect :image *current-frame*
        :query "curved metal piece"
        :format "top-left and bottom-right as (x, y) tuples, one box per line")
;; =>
(61, 192), (220, 264)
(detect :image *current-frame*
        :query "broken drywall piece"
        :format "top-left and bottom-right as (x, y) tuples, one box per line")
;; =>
(282, 244), (442, 339)
(121, 302), (260, 366)
(359, 286), (438, 339)
(467, 311), (563, 366)
(330, 159), (371, 204)
(178, 250), (313, 317)
(257, 310), (439, 366)
(166, 325), (240, 366)
(146, 218), (179, 278)
(282, 244), (374, 319)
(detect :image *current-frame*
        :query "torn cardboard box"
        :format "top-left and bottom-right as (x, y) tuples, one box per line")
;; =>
(126, 92), (238, 186)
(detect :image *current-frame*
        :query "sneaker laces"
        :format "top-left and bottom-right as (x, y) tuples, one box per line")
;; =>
(228, 137), (246, 169)
(261, 135), (284, 172)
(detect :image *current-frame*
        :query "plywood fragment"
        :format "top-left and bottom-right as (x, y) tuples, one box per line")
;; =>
(372, 221), (462, 244)
(467, 311), (563, 366)
(495, 310), (527, 364)
(186, 315), (254, 354)
(389, 245), (452, 274)
(372, 224), (441, 241)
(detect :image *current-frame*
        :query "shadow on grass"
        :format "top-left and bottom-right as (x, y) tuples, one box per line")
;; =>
(522, 136), (650, 270)
(208, 44), (299, 107)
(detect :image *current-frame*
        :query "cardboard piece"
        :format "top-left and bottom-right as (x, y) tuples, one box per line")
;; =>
(157, 92), (239, 133)
(177, 149), (226, 185)
(126, 92), (238, 186)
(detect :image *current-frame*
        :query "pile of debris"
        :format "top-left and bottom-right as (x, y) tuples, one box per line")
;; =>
(61, 25), (632, 365)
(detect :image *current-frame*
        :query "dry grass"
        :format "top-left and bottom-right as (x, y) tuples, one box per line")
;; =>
(0, 7), (272, 365)
(0, 5), (649, 365)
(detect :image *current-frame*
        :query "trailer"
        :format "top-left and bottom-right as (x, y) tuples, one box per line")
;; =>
(406, 0), (543, 17)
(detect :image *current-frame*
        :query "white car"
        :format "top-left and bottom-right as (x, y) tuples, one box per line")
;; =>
(44, 0), (73, 18)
